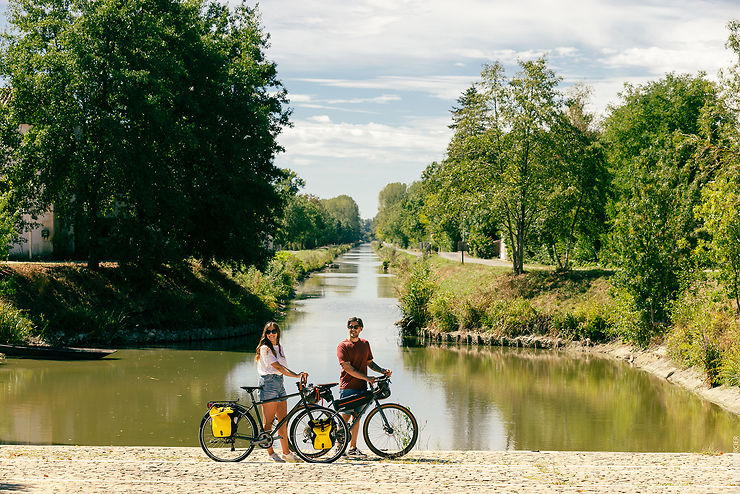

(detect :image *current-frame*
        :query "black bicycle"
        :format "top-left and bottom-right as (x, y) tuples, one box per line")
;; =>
(199, 380), (350, 463)
(315, 376), (418, 458)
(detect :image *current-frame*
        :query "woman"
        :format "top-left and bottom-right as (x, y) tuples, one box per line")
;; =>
(255, 321), (308, 463)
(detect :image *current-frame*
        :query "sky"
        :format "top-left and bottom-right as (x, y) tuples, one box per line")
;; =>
(2, 1), (739, 218)
(249, 0), (739, 218)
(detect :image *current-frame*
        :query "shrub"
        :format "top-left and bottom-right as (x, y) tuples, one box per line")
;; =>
(428, 294), (457, 332)
(667, 285), (738, 386)
(0, 302), (33, 344)
(719, 346), (740, 387)
(398, 259), (435, 332)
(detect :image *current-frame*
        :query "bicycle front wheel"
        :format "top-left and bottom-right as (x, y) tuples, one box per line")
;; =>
(362, 403), (418, 458)
(288, 405), (349, 463)
(199, 406), (257, 462)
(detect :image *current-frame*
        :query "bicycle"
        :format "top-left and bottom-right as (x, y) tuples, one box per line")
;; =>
(199, 380), (350, 463)
(316, 376), (418, 458)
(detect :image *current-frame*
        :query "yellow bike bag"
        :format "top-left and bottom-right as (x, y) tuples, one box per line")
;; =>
(209, 406), (234, 437)
(309, 418), (334, 449)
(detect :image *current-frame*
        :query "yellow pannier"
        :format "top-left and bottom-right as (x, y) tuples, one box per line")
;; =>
(309, 417), (334, 449)
(209, 406), (234, 438)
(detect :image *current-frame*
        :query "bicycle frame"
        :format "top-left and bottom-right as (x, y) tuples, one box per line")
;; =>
(211, 383), (323, 448)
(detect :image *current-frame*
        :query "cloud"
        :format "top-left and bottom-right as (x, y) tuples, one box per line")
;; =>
(600, 46), (734, 76)
(298, 75), (477, 100)
(279, 115), (451, 164)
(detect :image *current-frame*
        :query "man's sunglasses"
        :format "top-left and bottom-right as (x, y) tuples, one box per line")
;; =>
(266, 329), (279, 334)
(348, 324), (360, 329)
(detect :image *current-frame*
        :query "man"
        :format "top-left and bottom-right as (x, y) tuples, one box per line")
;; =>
(336, 316), (392, 458)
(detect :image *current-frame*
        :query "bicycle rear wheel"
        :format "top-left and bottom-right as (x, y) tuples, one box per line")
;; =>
(288, 405), (349, 463)
(199, 406), (257, 462)
(362, 403), (418, 458)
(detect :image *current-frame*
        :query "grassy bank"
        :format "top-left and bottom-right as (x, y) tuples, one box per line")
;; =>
(376, 243), (740, 387)
(0, 245), (351, 346)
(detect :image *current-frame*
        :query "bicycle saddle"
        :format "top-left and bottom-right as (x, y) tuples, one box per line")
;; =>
(240, 385), (263, 392)
(316, 382), (339, 389)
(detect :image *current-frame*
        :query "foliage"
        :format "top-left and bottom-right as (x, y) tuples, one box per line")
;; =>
(696, 172), (740, 313)
(322, 195), (362, 244)
(667, 281), (740, 386)
(536, 85), (610, 270)
(0, 301), (33, 344)
(397, 259), (436, 332)
(608, 168), (687, 344)
(0, 0), (289, 269)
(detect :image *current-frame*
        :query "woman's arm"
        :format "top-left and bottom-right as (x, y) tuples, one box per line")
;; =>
(271, 362), (308, 380)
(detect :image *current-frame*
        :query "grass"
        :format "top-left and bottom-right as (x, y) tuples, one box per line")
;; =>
(378, 244), (619, 342)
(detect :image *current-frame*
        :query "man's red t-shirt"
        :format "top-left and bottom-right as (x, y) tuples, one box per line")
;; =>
(337, 338), (373, 390)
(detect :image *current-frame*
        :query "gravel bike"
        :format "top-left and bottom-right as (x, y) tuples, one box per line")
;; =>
(199, 380), (349, 463)
(316, 376), (418, 458)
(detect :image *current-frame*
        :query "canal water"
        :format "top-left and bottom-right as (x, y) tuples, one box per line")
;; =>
(1, 243), (739, 451)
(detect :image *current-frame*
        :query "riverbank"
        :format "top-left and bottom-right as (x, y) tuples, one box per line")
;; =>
(380, 243), (740, 416)
(0, 245), (351, 347)
(0, 446), (736, 493)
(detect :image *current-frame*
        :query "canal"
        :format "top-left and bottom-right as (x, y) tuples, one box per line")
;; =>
(1, 243), (739, 451)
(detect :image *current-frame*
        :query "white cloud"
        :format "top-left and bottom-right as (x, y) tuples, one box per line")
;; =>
(600, 46), (734, 76)
(298, 75), (477, 100)
(279, 115), (451, 164)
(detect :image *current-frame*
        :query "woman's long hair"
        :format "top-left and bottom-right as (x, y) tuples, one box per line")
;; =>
(255, 321), (284, 361)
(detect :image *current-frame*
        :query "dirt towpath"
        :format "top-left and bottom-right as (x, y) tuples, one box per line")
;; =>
(1, 446), (738, 493)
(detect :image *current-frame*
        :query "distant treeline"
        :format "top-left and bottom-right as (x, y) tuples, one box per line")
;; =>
(374, 21), (740, 359)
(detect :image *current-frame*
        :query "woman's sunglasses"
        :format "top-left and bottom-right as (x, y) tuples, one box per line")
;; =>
(266, 329), (279, 334)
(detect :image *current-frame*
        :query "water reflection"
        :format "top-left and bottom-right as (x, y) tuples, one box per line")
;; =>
(0, 243), (738, 451)
(401, 343), (740, 451)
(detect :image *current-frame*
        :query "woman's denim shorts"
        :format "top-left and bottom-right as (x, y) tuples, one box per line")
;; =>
(259, 374), (287, 402)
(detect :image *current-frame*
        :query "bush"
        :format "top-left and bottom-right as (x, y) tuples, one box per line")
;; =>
(398, 259), (435, 332)
(0, 302), (33, 344)
(428, 294), (457, 332)
(552, 303), (612, 342)
(666, 285), (738, 386)
(720, 346), (740, 387)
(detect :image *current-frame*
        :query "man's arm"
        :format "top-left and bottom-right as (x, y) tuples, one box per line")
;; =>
(368, 360), (392, 377)
(340, 361), (376, 383)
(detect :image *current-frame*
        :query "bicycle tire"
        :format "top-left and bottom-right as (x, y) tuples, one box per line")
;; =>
(362, 403), (418, 458)
(199, 405), (257, 462)
(288, 405), (349, 463)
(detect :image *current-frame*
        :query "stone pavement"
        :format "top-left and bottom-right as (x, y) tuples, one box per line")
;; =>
(1, 446), (738, 493)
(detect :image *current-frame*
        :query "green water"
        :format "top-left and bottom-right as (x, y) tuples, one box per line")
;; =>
(1, 244), (739, 451)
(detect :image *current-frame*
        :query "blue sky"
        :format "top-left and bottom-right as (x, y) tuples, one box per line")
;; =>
(2, 0), (739, 218)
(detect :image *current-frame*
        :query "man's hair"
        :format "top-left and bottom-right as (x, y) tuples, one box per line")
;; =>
(347, 316), (364, 328)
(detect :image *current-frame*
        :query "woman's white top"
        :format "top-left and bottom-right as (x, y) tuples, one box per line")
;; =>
(257, 344), (288, 376)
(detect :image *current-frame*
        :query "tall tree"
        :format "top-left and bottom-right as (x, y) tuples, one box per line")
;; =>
(323, 195), (361, 244)
(0, 0), (289, 269)
(538, 85), (609, 270)
(431, 58), (562, 273)
(602, 73), (721, 340)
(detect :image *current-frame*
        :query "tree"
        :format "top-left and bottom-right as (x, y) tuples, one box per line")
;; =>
(601, 72), (722, 341)
(378, 182), (407, 211)
(0, 0), (289, 269)
(538, 85), (609, 270)
(697, 174), (740, 314)
(322, 195), (361, 244)
(430, 58), (562, 273)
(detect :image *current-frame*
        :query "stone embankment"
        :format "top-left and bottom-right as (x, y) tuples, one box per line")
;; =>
(1, 446), (737, 493)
